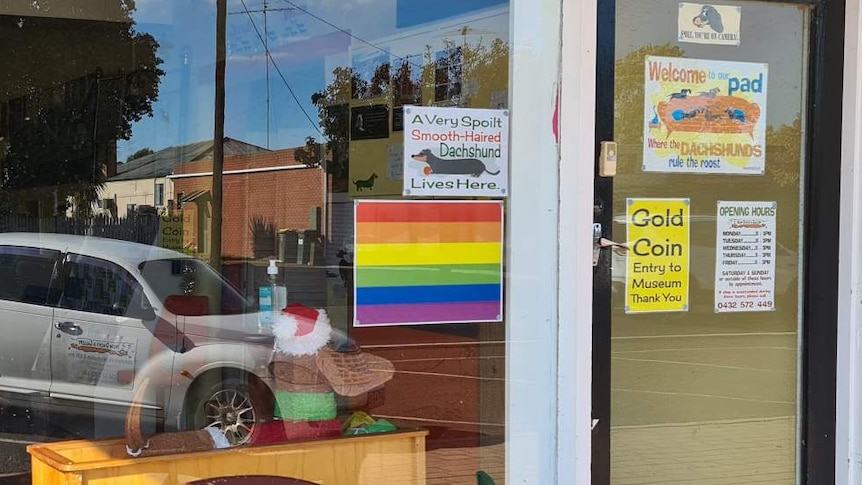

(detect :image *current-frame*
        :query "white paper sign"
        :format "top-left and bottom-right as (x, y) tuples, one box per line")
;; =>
(714, 201), (777, 313)
(387, 143), (403, 180)
(678, 3), (741, 46)
(403, 106), (508, 197)
(67, 336), (137, 387)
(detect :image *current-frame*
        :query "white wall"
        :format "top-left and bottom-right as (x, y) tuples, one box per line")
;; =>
(558, 0), (597, 482)
(837, 0), (862, 481)
(99, 177), (173, 216)
(507, 0), (595, 481)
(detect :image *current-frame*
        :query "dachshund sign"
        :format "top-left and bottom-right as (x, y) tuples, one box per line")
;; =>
(643, 56), (768, 174)
(678, 3), (741, 46)
(403, 106), (509, 197)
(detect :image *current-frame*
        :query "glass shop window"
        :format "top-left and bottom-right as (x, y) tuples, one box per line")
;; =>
(2, 1), (515, 484)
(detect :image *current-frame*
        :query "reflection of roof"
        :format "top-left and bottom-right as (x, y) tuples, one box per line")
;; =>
(109, 138), (268, 182)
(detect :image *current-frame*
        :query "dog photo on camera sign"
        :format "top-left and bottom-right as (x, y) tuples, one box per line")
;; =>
(403, 105), (509, 197)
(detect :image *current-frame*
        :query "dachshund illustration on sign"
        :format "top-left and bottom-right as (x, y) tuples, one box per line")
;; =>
(692, 5), (724, 33)
(411, 149), (500, 177)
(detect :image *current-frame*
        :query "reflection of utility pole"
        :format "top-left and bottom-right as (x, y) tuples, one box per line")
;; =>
(230, 2), (294, 149)
(211, 0), (226, 270)
(263, 0), (270, 149)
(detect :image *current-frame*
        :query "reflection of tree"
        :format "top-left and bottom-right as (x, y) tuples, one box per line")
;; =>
(294, 136), (323, 168)
(0, 1), (164, 216)
(304, 37), (509, 192)
(126, 147), (154, 162)
(307, 67), (361, 188)
(614, 44), (685, 166)
(392, 60), (421, 107)
(765, 118), (802, 189)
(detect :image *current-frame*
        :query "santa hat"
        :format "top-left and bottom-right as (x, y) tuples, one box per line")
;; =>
(273, 304), (332, 356)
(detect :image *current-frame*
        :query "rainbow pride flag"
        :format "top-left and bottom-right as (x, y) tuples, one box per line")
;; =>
(353, 200), (504, 326)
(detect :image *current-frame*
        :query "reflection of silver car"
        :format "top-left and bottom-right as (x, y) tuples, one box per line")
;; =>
(0, 233), (277, 444)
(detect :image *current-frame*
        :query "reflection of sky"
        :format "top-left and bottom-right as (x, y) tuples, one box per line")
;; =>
(118, 0), (509, 162)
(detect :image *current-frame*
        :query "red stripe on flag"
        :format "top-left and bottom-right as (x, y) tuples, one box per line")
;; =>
(355, 201), (502, 224)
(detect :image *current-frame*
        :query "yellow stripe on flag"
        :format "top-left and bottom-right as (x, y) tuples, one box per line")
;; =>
(356, 242), (502, 266)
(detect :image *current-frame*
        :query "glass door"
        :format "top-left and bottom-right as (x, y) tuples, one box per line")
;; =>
(593, 1), (813, 483)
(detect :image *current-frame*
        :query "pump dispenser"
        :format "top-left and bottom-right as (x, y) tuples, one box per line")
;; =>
(268, 259), (279, 322)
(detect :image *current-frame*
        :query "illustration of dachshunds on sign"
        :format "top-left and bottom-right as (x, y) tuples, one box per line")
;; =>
(411, 149), (500, 177)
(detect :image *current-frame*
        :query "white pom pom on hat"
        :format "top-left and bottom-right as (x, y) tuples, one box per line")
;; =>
(272, 303), (332, 356)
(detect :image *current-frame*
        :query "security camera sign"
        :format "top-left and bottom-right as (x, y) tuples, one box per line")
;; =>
(403, 106), (509, 197)
(678, 3), (741, 46)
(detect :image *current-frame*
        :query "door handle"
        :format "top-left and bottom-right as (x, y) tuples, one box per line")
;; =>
(55, 321), (83, 336)
(593, 223), (629, 266)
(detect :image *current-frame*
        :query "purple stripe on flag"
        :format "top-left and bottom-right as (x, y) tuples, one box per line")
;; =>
(355, 302), (502, 326)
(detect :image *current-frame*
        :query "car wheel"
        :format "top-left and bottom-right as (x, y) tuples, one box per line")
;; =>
(185, 371), (272, 446)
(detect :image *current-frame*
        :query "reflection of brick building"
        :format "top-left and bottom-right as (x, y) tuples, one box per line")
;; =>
(170, 148), (325, 260)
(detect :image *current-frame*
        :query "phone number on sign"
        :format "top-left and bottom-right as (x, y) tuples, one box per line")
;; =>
(715, 300), (774, 310)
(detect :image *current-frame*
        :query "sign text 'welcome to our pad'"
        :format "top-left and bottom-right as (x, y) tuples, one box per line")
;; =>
(643, 56), (768, 175)
(626, 198), (690, 313)
(403, 106), (509, 197)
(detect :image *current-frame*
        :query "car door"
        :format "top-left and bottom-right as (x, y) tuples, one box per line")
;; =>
(50, 253), (174, 408)
(0, 245), (61, 395)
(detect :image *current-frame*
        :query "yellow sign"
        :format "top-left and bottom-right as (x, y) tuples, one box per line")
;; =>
(625, 198), (690, 313)
(160, 213), (185, 251)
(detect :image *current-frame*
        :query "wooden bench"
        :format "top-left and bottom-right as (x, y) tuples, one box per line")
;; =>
(28, 429), (428, 485)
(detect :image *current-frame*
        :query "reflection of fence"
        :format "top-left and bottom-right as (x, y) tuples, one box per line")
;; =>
(0, 215), (159, 245)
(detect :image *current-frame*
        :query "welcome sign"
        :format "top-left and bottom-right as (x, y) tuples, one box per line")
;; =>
(643, 56), (768, 175)
(403, 106), (509, 197)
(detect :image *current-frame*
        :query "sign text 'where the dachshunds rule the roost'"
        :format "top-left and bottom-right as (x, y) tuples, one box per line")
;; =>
(403, 106), (509, 197)
(643, 56), (768, 175)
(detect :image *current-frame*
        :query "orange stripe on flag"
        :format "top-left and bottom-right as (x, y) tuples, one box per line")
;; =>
(356, 222), (501, 244)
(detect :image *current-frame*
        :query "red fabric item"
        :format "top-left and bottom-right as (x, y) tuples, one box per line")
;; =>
(164, 295), (210, 316)
(250, 419), (342, 446)
(282, 304), (320, 337)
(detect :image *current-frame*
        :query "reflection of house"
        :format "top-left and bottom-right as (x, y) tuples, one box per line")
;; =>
(100, 138), (267, 217)
(170, 147), (325, 260)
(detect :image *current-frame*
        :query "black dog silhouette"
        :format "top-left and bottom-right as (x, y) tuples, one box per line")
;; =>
(353, 173), (378, 191)
(693, 5), (724, 33)
(411, 149), (500, 177)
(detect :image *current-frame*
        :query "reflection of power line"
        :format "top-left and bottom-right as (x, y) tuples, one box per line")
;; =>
(239, 0), (322, 137)
(279, 0), (422, 70)
(231, 1), (295, 148)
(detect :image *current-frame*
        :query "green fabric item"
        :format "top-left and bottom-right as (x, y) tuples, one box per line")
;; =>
(273, 391), (336, 421)
(476, 471), (496, 485)
(343, 418), (397, 436)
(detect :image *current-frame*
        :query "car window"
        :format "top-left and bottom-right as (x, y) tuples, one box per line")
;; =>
(139, 258), (253, 316)
(60, 254), (147, 317)
(0, 246), (60, 305)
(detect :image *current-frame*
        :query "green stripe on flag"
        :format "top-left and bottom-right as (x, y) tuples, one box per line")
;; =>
(356, 264), (502, 287)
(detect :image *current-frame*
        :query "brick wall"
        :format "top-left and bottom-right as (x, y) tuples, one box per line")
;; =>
(172, 148), (324, 259)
